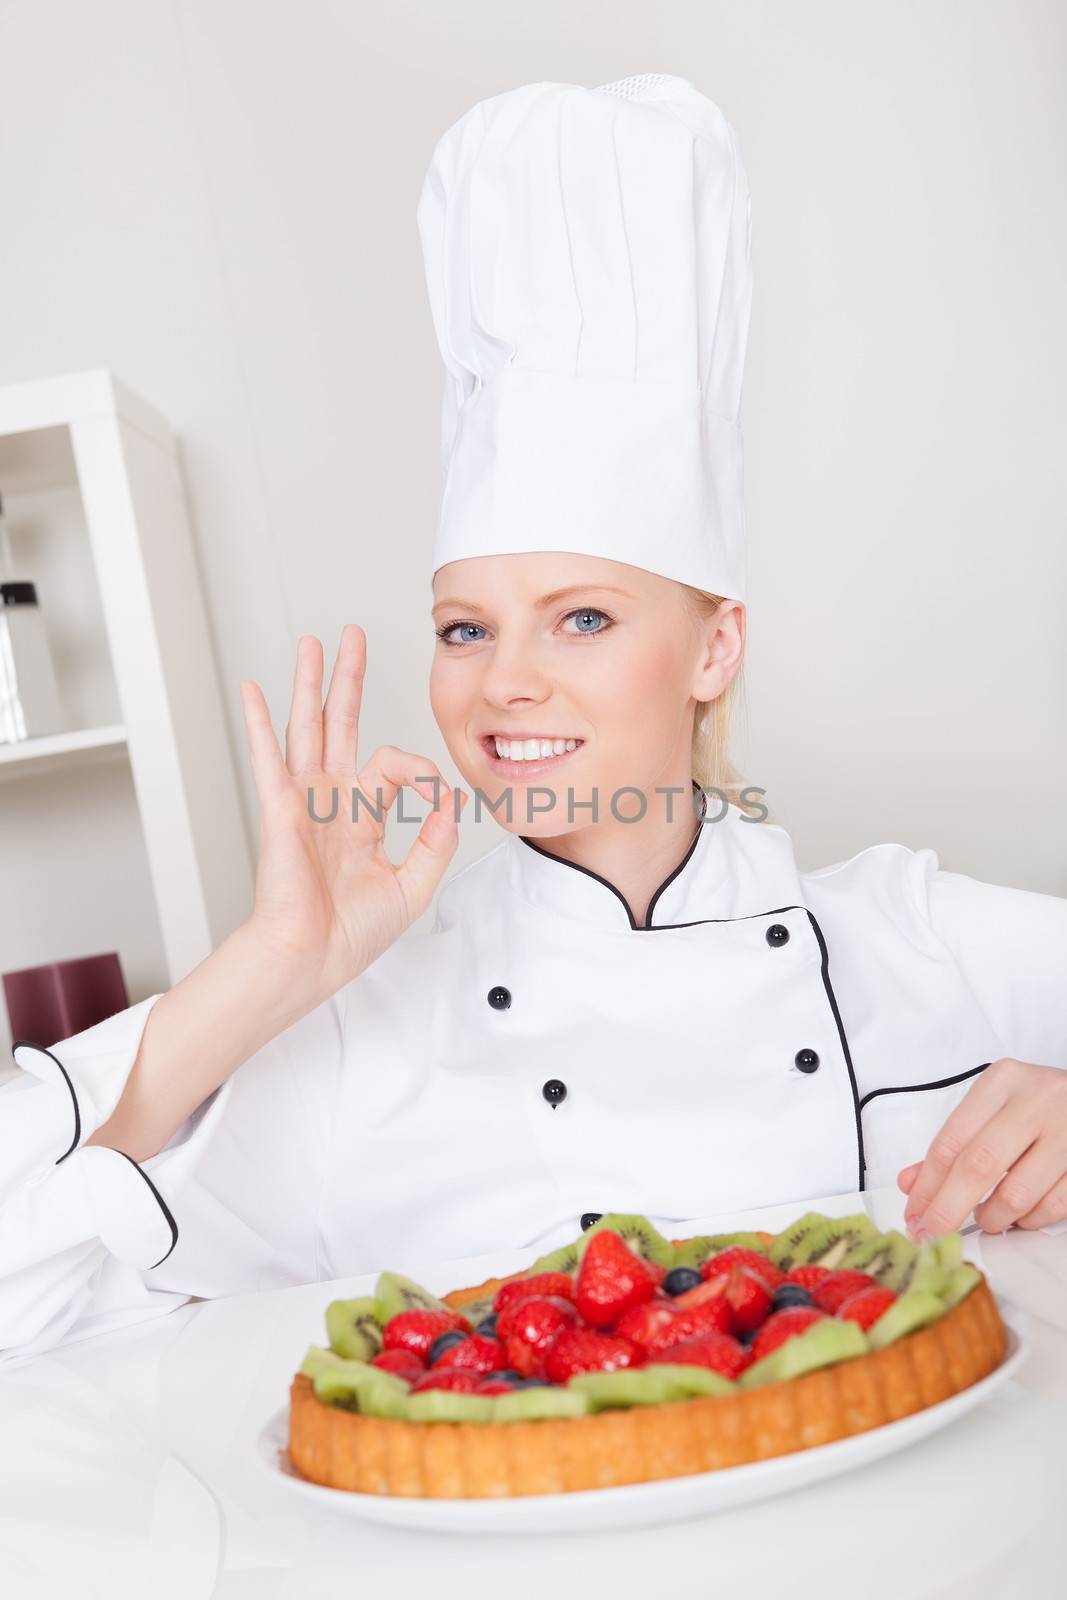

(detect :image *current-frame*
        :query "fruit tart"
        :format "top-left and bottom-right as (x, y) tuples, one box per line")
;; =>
(287, 1210), (1007, 1498)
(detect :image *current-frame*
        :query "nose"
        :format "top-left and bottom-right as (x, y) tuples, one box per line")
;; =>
(477, 631), (553, 710)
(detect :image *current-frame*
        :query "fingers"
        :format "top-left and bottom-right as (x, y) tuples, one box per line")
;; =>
(1015, 1171), (1067, 1231)
(897, 1163), (920, 1195)
(322, 624), (366, 777)
(353, 746), (450, 822)
(239, 680), (290, 804)
(285, 636), (325, 772)
(972, 1133), (1067, 1232)
(903, 1065), (1013, 1236)
(395, 788), (469, 918)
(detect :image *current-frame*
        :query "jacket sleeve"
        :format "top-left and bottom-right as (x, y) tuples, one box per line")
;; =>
(916, 856), (1067, 1071)
(0, 986), (349, 1364)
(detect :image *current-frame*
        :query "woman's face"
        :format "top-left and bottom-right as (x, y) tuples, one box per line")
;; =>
(429, 551), (743, 836)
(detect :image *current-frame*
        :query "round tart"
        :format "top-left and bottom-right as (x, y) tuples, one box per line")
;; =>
(287, 1211), (1007, 1499)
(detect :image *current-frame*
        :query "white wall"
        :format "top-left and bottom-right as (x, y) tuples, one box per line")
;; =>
(1, 0), (1063, 1004)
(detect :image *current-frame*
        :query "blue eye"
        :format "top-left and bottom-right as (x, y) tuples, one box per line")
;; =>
(562, 608), (613, 636)
(435, 621), (488, 646)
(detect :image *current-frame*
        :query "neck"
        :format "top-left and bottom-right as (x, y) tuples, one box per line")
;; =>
(520, 776), (704, 928)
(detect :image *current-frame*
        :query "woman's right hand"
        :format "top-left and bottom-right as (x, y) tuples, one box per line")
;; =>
(238, 624), (468, 1003)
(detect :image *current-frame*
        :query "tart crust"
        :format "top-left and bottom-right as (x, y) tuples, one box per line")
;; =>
(287, 1265), (1007, 1499)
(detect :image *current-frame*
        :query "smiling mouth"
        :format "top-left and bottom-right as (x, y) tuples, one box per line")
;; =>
(480, 734), (585, 769)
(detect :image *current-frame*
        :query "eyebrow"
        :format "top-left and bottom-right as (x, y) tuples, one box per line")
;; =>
(431, 584), (635, 616)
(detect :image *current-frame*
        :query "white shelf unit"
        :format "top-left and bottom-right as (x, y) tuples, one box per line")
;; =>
(0, 369), (253, 1059)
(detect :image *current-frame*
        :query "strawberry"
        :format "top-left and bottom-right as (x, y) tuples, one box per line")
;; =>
(750, 1307), (824, 1363)
(676, 1266), (770, 1336)
(614, 1298), (684, 1354)
(654, 1330), (752, 1380)
(475, 1377), (519, 1395)
(408, 1367), (484, 1394)
(544, 1326), (645, 1384)
(433, 1334), (508, 1373)
(670, 1286), (735, 1341)
(501, 1296), (579, 1377)
(493, 1272), (575, 1316)
(812, 1271), (879, 1315)
(700, 1247), (785, 1290)
(574, 1229), (658, 1329)
(785, 1264), (832, 1290)
(382, 1308), (470, 1361)
(836, 1286), (897, 1330)
(497, 1291), (579, 1345)
(371, 1348), (426, 1377)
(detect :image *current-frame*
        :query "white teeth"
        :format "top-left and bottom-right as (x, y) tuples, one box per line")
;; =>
(491, 737), (583, 761)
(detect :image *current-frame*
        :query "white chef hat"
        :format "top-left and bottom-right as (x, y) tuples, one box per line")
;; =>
(417, 73), (753, 602)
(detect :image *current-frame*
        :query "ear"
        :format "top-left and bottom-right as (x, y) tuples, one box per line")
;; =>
(691, 600), (745, 704)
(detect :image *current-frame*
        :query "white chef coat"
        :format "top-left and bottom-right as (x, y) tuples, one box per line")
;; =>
(2, 789), (1065, 1362)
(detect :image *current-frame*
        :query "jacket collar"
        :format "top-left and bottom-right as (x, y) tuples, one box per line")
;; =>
(504, 781), (738, 932)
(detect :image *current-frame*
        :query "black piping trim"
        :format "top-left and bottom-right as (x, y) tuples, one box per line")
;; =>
(519, 781), (710, 931)
(858, 1062), (992, 1114)
(804, 909), (866, 1191)
(114, 1150), (179, 1269)
(13, 1039), (81, 1163)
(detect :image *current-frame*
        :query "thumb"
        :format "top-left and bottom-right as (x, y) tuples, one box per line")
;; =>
(394, 785), (464, 919)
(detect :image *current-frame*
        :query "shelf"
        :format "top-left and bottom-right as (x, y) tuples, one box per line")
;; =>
(0, 723), (128, 780)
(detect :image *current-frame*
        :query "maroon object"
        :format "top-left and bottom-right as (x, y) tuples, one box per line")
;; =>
(3, 953), (129, 1048)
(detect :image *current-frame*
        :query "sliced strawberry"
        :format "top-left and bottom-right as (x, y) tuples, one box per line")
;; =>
(614, 1298), (683, 1354)
(544, 1326), (645, 1384)
(836, 1286), (897, 1330)
(654, 1330), (752, 1380)
(408, 1367), (485, 1394)
(675, 1266), (770, 1335)
(500, 1295), (579, 1378)
(382, 1307), (470, 1361)
(785, 1264), (832, 1290)
(371, 1347), (426, 1376)
(493, 1272), (575, 1316)
(700, 1247), (785, 1290)
(497, 1291), (579, 1345)
(812, 1271), (879, 1315)
(475, 1377), (519, 1395)
(670, 1292), (734, 1342)
(433, 1334), (508, 1373)
(750, 1307), (824, 1362)
(574, 1230), (658, 1329)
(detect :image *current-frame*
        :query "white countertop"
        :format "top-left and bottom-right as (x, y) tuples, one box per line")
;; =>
(1, 1187), (1065, 1600)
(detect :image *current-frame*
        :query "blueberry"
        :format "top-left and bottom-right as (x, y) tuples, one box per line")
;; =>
(738, 1325), (759, 1347)
(474, 1314), (498, 1338)
(513, 1375), (550, 1388)
(663, 1267), (703, 1297)
(427, 1328), (468, 1363)
(772, 1284), (813, 1310)
(492, 1369), (526, 1387)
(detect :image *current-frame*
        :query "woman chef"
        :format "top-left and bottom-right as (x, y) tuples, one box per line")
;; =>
(2, 76), (1066, 1363)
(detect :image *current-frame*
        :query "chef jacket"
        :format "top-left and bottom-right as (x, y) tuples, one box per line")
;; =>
(3, 791), (1066, 1361)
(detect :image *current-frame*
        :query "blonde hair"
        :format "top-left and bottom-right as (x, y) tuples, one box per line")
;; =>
(682, 587), (768, 822)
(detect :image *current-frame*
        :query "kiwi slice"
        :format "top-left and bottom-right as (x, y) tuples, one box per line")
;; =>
(299, 1347), (411, 1417)
(575, 1213), (676, 1270)
(325, 1295), (384, 1360)
(527, 1238), (584, 1276)
(564, 1365), (733, 1411)
(672, 1232), (772, 1271)
(867, 1289), (945, 1351)
(740, 1316), (868, 1389)
(940, 1263), (981, 1310)
(491, 1386), (590, 1422)
(794, 1214), (878, 1271)
(373, 1271), (460, 1326)
(768, 1212), (833, 1270)
(451, 1292), (497, 1329)
(404, 1390), (495, 1423)
(840, 1229), (916, 1287)
(934, 1233), (964, 1273)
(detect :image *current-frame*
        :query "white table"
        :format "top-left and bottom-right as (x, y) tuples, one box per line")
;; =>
(1, 1187), (1065, 1600)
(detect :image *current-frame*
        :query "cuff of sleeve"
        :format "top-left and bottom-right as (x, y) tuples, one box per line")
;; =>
(1, 1144), (180, 1272)
(9, 993), (165, 1166)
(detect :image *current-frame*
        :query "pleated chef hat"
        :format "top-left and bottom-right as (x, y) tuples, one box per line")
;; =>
(417, 73), (753, 601)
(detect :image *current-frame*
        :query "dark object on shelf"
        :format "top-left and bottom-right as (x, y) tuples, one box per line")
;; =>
(3, 952), (129, 1048)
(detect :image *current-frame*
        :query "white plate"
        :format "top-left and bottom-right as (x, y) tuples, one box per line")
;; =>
(254, 1307), (1028, 1534)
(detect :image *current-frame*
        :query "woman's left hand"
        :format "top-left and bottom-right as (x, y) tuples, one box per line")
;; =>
(898, 1058), (1067, 1238)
